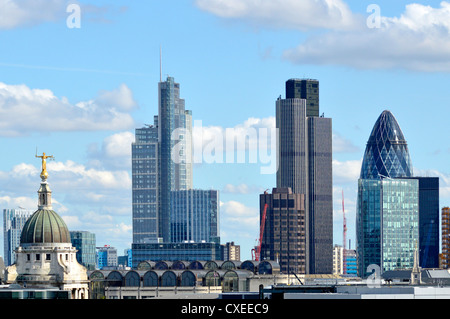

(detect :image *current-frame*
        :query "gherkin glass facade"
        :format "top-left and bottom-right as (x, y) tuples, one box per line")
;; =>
(357, 110), (419, 277)
(360, 110), (413, 179)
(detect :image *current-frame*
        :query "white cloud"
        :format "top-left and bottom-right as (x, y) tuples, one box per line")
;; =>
(197, 0), (450, 72)
(284, 2), (450, 72)
(48, 160), (131, 190)
(333, 132), (360, 153)
(220, 200), (259, 229)
(95, 84), (138, 112)
(0, 0), (66, 30)
(222, 183), (265, 195)
(333, 159), (362, 184)
(0, 0), (127, 30)
(195, 0), (358, 30)
(87, 131), (134, 170)
(0, 82), (136, 136)
(0, 195), (36, 210)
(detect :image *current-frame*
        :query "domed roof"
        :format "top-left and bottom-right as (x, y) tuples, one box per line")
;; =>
(360, 110), (413, 179)
(20, 209), (71, 245)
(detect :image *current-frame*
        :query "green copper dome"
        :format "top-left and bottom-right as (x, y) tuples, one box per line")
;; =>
(20, 209), (71, 244)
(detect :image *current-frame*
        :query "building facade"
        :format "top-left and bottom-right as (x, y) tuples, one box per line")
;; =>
(170, 189), (220, 244)
(224, 242), (240, 261)
(133, 76), (213, 248)
(3, 208), (33, 266)
(259, 188), (307, 274)
(405, 177), (440, 269)
(275, 79), (333, 274)
(442, 207), (450, 269)
(70, 231), (96, 270)
(97, 245), (118, 269)
(356, 111), (432, 277)
(132, 123), (159, 244)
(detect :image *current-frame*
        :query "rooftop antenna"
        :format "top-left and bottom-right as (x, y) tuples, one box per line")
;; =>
(160, 45), (162, 82)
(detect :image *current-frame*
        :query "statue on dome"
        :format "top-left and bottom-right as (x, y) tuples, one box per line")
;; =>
(36, 152), (54, 181)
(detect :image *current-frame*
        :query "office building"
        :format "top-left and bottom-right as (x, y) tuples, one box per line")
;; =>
(170, 189), (219, 243)
(132, 77), (197, 245)
(132, 122), (160, 244)
(97, 245), (118, 269)
(158, 77), (193, 242)
(405, 177), (440, 268)
(70, 231), (96, 270)
(356, 111), (441, 277)
(132, 76), (220, 265)
(224, 242), (240, 261)
(333, 245), (344, 275)
(275, 79), (333, 274)
(3, 208), (33, 266)
(260, 188), (307, 274)
(443, 207), (450, 269)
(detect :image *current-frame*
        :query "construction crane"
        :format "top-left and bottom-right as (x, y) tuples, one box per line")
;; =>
(342, 190), (347, 275)
(252, 202), (268, 261)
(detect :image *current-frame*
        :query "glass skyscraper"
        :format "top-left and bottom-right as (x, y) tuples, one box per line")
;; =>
(132, 122), (159, 244)
(70, 231), (96, 270)
(3, 208), (33, 266)
(275, 78), (333, 274)
(357, 110), (437, 277)
(170, 189), (220, 244)
(132, 76), (219, 264)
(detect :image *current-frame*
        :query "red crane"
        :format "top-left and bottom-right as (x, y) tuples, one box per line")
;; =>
(252, 203), (268, 261)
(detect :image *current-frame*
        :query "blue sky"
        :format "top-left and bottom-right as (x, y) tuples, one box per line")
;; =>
(0, 0), (449, 260)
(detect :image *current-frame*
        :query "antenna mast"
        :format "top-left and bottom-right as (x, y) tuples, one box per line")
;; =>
(342, 190), (347, 275)
(160, 45), (162, 82)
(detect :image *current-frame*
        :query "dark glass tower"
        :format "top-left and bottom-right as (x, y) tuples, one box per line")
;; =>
(275, 79), (333, 274)
(286, 79), (319, 117)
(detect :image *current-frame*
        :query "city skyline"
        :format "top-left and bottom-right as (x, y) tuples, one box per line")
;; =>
(0, 1), (449, 260)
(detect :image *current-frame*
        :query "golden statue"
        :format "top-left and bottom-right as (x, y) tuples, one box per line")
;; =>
(36, 152), (54, 181)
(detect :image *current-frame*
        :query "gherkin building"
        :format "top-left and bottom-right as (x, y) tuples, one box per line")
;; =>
(360, 110), (413, 179)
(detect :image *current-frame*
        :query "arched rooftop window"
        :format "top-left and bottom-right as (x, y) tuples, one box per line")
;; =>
(241, 260), (259, 273)
(161, 271), (177, 287)
(137, 261), (155, 271)
(125, 271), (141, 287)
(180, 270), (196, 287)
(143, 271), (159, 287)
(172, 261), (188, 270)
(205, 270), (223, 287)
(204, 261), (219, 270)
(221, 261), (241, 270)
(155, 261), (171, 270)
(258, 261), (280, 275)
(89, 270), (105, 281)
(106, 271), (123, 287)
(188, 261), (205, 270)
